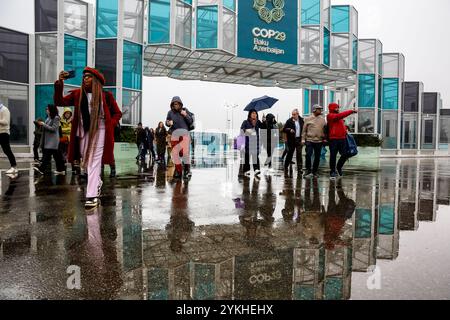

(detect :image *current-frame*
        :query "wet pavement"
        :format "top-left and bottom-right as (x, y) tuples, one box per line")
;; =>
(0, 154), (450, 300)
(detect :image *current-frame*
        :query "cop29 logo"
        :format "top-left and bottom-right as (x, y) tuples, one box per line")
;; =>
(253, 0), (285, 24)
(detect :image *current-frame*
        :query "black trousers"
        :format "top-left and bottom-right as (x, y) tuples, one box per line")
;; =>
(39, 149), (65, 172)
(0, 133), (17, 167)
(33, 143), (40, 161)
(305, 142), (323, 174)
(285, 138), (303, 169)
(329, 139), (349, 174)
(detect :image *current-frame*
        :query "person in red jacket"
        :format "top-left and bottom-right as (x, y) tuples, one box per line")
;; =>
(326, 103), (357, 180)
(54, 67), (122, 209)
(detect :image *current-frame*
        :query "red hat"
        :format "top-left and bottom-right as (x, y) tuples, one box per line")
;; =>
(83, 67), (106, 85)
(328, 103), (340, 113)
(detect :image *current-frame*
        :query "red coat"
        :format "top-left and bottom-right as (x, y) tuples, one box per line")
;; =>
(326, 103), (355, 140)
(53, 80), (122, 165)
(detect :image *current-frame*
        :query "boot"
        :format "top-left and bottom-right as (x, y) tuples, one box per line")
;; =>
(110, 165), (116, 178)
(183, 164), (192, 179)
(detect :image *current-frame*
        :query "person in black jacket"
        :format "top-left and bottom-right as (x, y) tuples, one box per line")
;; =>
(240, 109), (262, 177)
(135, 123), (147, 162)
(283, 109), (304, 173)
(260, 113), (278, 169)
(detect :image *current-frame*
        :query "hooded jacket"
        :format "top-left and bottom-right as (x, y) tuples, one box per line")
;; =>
(326, 103), (355, 140)
(166, 96), (193, 134)
(60, 107), (73, 141)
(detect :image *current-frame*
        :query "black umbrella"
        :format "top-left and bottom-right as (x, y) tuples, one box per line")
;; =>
(244, 95), (279, 112)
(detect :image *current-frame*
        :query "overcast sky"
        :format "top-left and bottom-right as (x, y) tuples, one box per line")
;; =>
(1, 0), (449, 134)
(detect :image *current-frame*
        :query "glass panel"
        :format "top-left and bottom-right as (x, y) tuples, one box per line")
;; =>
(382, 54), (399, 78)
(95, 39), (118, 86)
(382, 78), (399, 110)
(222, 8), (235, 53)
(382, 112), (398, 149)
(355, 209), (372, 238)
(423, 93), (437, 114)
(223, 0), (235, 11)
(301, 26), (320, 64)
(0, 28), (29, 84)
(35, 0), (58, 32)
(35, 34), (57, 83)
(378, 76), (382, 109)
(440, 117), (450, 146)
(403, 83), (419, 112)
(331, 6), (349, 33)
(331, 34), (349, 69)
(124, 0), (144, 43)
(304, 89), (310, 116)
(104, 87), (117, 99)
(301, 0), (321, 25)
(358, 109), (375, 134)
(422, 118), (435, 149)
(149, 0), (170, 44)
(122, 89), (142, 126)
(377, 43), (383, 76)
(123, 41), (143, 90)
(64, 0), (88, 39)
(358, 74), (375, 108)
(0, 82), (29, 145)
(175, 0), (192, 48)
(401, 114), (418, 149)
(351, 7), (358, 36)
(96, 0), (118, 38)
(323, 0), (331, 29)
(35, 85), (54, 122)
(352, 35), (358, 71)
(379, 205), (395, 235)
(196, 6), (218, 49)
(323, 27), (330, 66)
(358, 40), (375, 74)
(198, 0), (219, 4)
(64, 35), (87, 86)
(329, 90), (335, 103)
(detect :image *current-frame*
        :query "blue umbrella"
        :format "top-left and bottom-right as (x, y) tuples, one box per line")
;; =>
(244, 95), (279, 112)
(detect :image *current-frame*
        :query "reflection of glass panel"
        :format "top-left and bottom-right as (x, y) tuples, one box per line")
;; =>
(423, 93), (437, 114)
(331, 6), (349, 33)
(122, 89), (142, 126)
(359, 40), (375, 74)
(355, 209), (372, 238)
(304, 89), (310, 115)
(96, 39), (117, 86)
(35, 0), (58, 32)
(123, 41), (142, 90)
(382, 112), (398, 149)
(0, 82), (29, 145)
(310, 90), (324, 107)
(64, 0), (88, 38)
(382, 54), (399, 78)
(35, 85), (54, 122)
(149, 0), (170, 44)
(222, 8), (235, 53)
(175, 0), (192, 48)
(96, 0), (118, 38)
(302, 0), (321, 25)
(358, 74), (375, 108)
(403, 83), (419, 112)
(382, 78), (399, 110)
(0, 28), (29, 84)
(301, 26), (320, 64)
(324, 28), (330, 66)
(379, 205), (395, 235)
(440, 116), (450, 145)
(36, 34), (57, 83)
(223, 0), (235, 11)
(331, 34), (349, 69)
(64, 35), (87, 86)
(352, 36), (358, 71)
(196, 6), (218, 49)
(124, 0), (144, 43)
(358, 109), (374, 134)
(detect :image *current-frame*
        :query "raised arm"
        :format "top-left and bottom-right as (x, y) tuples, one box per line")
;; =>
(54, 79), (76, 107)
(328, 110), (355, 122)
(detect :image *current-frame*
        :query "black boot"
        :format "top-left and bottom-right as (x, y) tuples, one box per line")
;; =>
(110, 165), (116, 178)
(183, 164), (192, 179)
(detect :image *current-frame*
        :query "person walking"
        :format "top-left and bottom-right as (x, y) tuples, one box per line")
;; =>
(260, 113), (278, 169)
(283, 109), (304, 173)
(155, 121), (167, 164)
(33, 104), (66, 176)
(327, 103), (358, 180)
(302, 105), (327, 178)
(135, 122), (146, 162)
(54, 68), (122, 209)
(146, 127), (156, 164)
(32, 117), (44, 164)
(59, 107), (73, 163)
(0, 102), (18, 175)
(166, 96), (194, 180)
(240, 109), (262, 177)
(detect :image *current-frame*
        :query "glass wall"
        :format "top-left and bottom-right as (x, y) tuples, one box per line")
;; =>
(124, 0), (144, 43)
(331, 6), (349, 33)
(35, 0), (58, 33)
(324, 27), (330, 66)
(358, 74), (375, 108)
(302, 0), (321, 25)
(421, 116), (436, 149)
(301, 27), (320, 64)
(122, 89), (142, 125)
(123, 41), (143, 90)
(331, 34), (349, 69)
(196, 6), (218, 49)
(149, 0), (171, 44)
(35, 34), (57, 84)
(423, 93), (438, 114)
(0, 28), (29, 84)
(382, 112), (398, 149)
(382, 54), (399, 78)
(358, 109), (375, 134)
(64, 0), (88, 39)
(403, 82), (420, 112)
(439, 113), (450, 149)
(223, 0), (235, 11)
(401, 114), (418, 149)
(64, 35), (88, 86)
(175, 0), (193, 48)
(0, 82), (29, 145)
(382, 78), (399, 110)
(222, 6), (235, 53)
(96, 0), (118, 38)
(96, 39), (118, 87)
(35, 85), (54, 121)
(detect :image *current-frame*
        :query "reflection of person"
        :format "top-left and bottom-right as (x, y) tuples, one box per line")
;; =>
(54, 68), (122, 209)
(135, 123), (146, 162)
(60, 107), (73, 163)
(283, 109), (304, 172)
(240, 109), (262, 177)
(239, 177), (260, 242)
(302, 105), (326, 178)
(302, 179), (325, 245)
(0, 102), (18, 175)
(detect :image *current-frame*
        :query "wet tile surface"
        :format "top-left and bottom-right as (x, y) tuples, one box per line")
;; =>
(0, 156), (450, 300)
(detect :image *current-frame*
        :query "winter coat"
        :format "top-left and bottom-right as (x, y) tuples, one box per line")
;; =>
(326, 103), (355, 140)
(283, 117), (304, 147)
(53, 80), (122, 165)
(60, 107), (73, 141)
(40, 116), (61, 150)
(155, 127), (167, 155)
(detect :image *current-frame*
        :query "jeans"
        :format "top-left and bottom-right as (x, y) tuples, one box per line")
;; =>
(329, 139), (348, 174)
(305, 142), (323, 174)
(0, 133), (17, 167)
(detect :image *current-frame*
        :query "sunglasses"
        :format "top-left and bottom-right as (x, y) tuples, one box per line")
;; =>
(83, 74), (93, 79)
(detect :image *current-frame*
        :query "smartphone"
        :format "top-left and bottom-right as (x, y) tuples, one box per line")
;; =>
(65, 70), (76, 80)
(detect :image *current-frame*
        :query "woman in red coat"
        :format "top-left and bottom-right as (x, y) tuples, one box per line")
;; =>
(54, 67), (122, 209)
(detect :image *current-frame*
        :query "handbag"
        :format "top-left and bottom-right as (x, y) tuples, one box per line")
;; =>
(345, 134), (358, 158)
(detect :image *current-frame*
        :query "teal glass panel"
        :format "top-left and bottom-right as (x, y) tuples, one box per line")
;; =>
(147, 268), (169, 300)
(355, 209), (372, 238)
(352, 36), (358, 71)
(378, 76), (382, 109)
(302, 0), (321, 25)
(324, 277), (343, 300)
(311, 85), (324, 90)
(96, 0), (118, 38)
(324, 27), (330, 66)
(304, 89), (310, 115)
(104, 87), (116, 99)
(379, 205), (395, 235)
(294, 285), (315, 300)
(378, 53), (383, 76)
(193, 264), (215, 300)
(196, 6), (218, 49)
(123, 41), (142, 90)
(223, 0), (235, 11)
(64, 35), (87, 86)
(358, 74), (375, 108)
(330, 90), (335, 103)
(383, 78), (399, 110)
(149, 0), (170, 44)
(35, 85), (54, 120)
(331, 6), (350, 33)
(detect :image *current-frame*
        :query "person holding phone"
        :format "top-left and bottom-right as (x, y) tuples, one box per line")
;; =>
(54, 68), (122, 209)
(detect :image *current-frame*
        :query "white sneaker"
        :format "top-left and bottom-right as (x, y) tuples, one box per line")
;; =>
(254, 170), (261, 176)
(54, 170), (66, 176)
(6, 167), (18, 174)
(244, 171), (252, 177)
(33, 166), (44, 175)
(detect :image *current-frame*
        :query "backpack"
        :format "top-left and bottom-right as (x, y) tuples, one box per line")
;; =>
(345, 134), (358, 158)
(184, 108), (195, 131)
